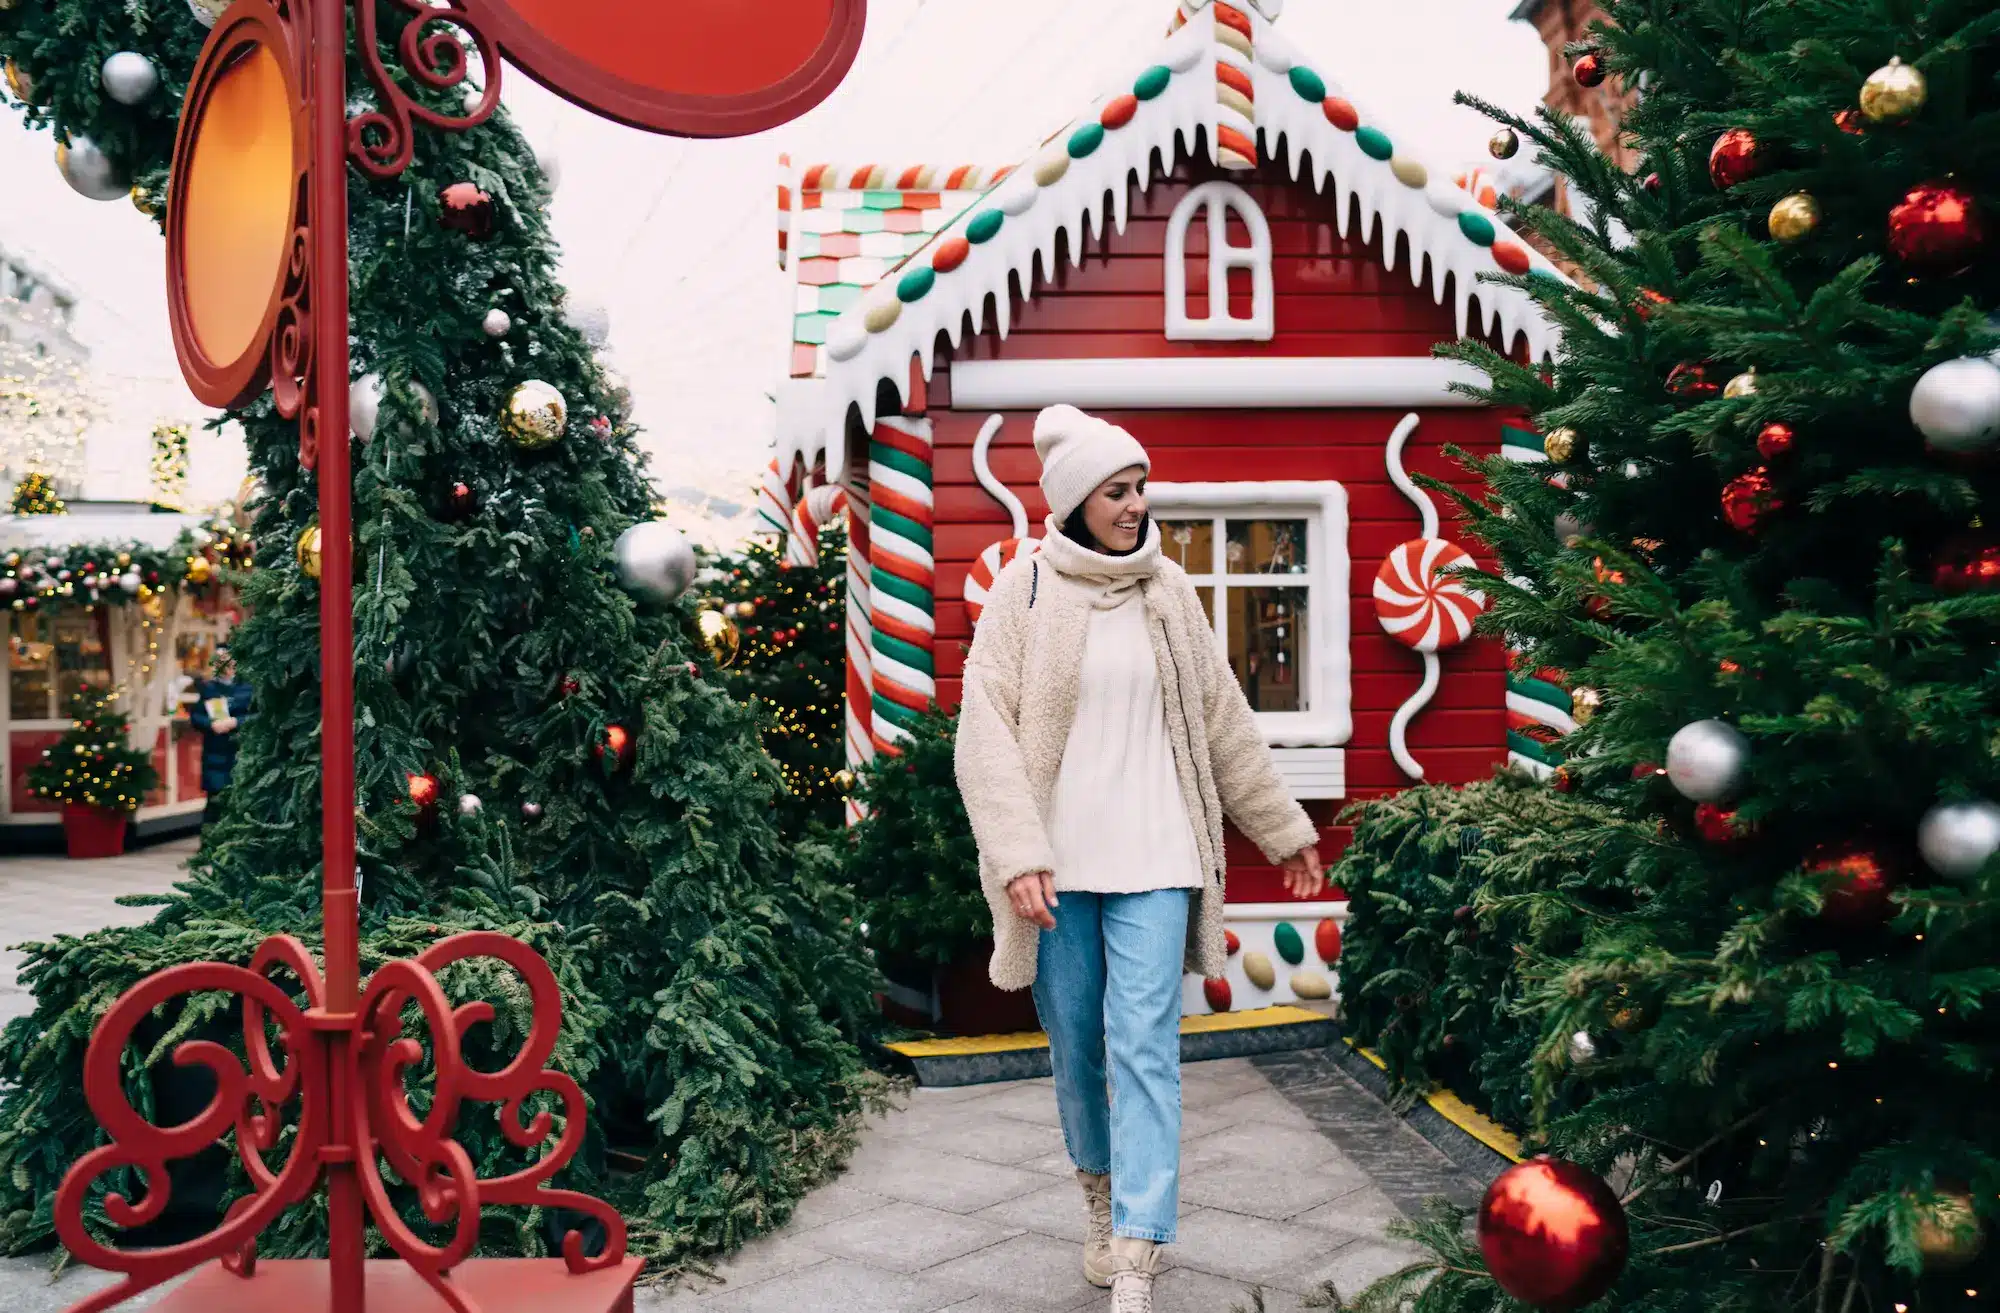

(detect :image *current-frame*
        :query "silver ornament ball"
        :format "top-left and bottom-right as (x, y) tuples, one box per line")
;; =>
(1567, 1031), (1597, 1064)
(457, 793), (483, 818)
(614, 520), (698, 604)
(1917, 799), (2000, 877)
(565, 297), (611, 349)
(349, 373), (437, 442)
(482, 307), (512, 338)
(101, 52), (160, 106)
(520, 800), (543, 822)
(119, 572), (141, 594)
(1665, 718), (1748, 802)
(56, 137), (129, 202)
(1553, 511), (1593, 546)
(1909, 356), (2000, 455)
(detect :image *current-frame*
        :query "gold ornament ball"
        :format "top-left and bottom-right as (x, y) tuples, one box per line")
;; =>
(697, 608), (741, 667)
(1570, 686), (1602, 725)
(503, 380), (568, 450)
(1487, 127), (1520, 161)
(832, 768), (857, 795)
(1723, 369), (1760, 400)
(296, 525), (323, 580)
(1911, 1187), (1984, 1270)
(4, 58), (38, 104)
(1767, 192), (1821, 243)
(1859, 56), (1928, 125)
(184, 556), (213, 586)
(1543, 427), (1579, 463)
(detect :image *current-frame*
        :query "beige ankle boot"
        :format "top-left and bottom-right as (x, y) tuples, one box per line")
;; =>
(1108, 1236), (1159, 1312)
(1078, 1170), (1114, 1287)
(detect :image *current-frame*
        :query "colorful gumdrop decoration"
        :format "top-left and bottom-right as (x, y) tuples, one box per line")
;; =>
(1477, 1157), (1630, 1310)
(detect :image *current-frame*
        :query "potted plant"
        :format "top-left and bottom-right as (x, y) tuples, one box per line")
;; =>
(841, 708), (1040, 1035)
(28, 687), (158, 859)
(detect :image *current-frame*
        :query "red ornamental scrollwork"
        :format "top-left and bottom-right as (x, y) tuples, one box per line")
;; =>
(349, 0), (504, 180)
(53, 932), (624, 1313)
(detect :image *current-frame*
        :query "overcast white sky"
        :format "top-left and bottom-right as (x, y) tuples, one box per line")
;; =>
(0, 0), (1547, 542)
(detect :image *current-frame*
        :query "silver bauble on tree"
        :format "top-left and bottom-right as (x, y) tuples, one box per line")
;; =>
(56, 137), (128, 202)
(1909, 356), (2000, 455)
(457, 793), (483, 818)
(1665, 719), (1748, 802)
(1917, 799), (2000, 877)
(349, 373), (437, 442)
(482, 307), (512, 338)
(1568, 1031), (1597, 1064)
(564, 297), (611, 349)
(101, 52), (160, 105)
(614, 520), (697, 604)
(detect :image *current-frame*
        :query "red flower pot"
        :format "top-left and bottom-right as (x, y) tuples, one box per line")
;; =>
(61, 803), (130, 860)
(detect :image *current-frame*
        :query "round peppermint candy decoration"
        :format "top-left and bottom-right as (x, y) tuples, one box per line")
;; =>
(1374, 538), (1484, 651)
(964, 537), (1040, 625)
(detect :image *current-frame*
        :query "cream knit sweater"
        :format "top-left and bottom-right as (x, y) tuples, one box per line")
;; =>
(955, 521), (1319, 991)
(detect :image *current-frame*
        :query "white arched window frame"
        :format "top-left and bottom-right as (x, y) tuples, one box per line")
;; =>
(1163, 181), (1275, 342)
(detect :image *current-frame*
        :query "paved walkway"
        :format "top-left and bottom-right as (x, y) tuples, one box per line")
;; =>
(0, 841), (1485, 1312)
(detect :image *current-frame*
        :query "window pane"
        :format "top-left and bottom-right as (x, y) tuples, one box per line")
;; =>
(1225, 586), (1308, 713)
(1161, 519), (1215, 573)
(54, 612), (111, 709)
(9, 616), (55, 720)
(1225, 519), (1308, 575)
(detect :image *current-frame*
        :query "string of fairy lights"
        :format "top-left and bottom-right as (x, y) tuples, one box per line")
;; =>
(0, 299), (96, 497)
(718, 532), (845, 802)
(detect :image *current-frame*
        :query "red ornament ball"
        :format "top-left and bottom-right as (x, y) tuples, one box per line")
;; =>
(1572, 53), (1607, 89)
(1478, 1158), (1631, 1311)
(559, 676), (580, 698)
(407, 772), (440, 811)
(1755, 421), (1796, 460)
(1694, 803), (1754, 845)
(1640, 171), (1661, 196)
(1203, 977), (1233, 1013)
(1721, 467), (1783, 533)
(1666, 361), (1720, 399)
(438, 181), (496, 240)
(447, 481), (475, 517)
(1633, 289), (1670, 321)
(1707, 129), (1763, 190)
(1631, 761), (1664, 781)
(1931, 532), (2000, 594)
(1834, 108), (1865, 136)
(1810, 843), (1896, 929)
(1888, 180), (1986, 273)
(1552, 766), (1578, 794)
(1585, 558), (1626, 620)
(595, 724), (634, 770)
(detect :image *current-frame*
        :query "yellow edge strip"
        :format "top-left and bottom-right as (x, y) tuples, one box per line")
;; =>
(886, 1005), (1327, 1060)
(1343, 1039), (1523, 1163)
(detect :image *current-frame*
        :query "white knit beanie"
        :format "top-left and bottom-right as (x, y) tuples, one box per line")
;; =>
(1033, 405), (1151, 524)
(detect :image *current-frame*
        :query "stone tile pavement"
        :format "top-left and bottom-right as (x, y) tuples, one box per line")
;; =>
(0, 838), (1487, 1312)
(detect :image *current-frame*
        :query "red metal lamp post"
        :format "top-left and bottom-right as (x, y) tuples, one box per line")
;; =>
(48, 3), (865, 1310)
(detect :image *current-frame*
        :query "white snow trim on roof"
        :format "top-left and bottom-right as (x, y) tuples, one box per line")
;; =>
(776, 3), (1564, 480)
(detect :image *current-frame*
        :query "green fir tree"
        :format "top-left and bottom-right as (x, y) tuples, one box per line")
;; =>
(1360, 1), (2000, 1309)
(0, 0), (882, 1275)
(26, 687), (158, 813)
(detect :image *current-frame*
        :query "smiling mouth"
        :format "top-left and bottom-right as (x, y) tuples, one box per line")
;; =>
(1113, 518), (1141, 532)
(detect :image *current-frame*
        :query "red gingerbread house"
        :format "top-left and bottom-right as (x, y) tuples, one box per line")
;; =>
(768, 0), (1577, 1017)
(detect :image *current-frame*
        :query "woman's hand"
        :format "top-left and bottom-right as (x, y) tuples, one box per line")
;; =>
(1280, 845), (1325, 899)
(1007, 871), (1059, 930)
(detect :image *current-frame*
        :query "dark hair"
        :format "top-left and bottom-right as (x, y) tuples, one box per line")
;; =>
(1060, 506), (1152, 557)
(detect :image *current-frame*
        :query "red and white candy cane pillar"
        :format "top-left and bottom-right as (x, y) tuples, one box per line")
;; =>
(758, 456), (799, 539)
(843, 476), (875, 824)
(1173, 0), (1260, 169)
(1373, 413), (1487, 779)
(787, 483), (849, 568)
(867, 376), (936, 755)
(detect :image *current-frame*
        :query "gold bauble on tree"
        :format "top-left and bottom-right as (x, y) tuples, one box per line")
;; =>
(184, 556), (213, 586)
(1543, 427), (1579, 462)
(1723, 368), (1760, 399)
(1487, 127), (1520, 161)
(696, 608), (741, 667)
(1911, 1186), (1984, 1270)
(503, 380), (568, 450)
(1570, 687), (1602, 725)
(1767, 192), (1821, 243)
(1859, 56), (1927, 125)
(296, 525), (323, 580)
(832, 768), (857, 795)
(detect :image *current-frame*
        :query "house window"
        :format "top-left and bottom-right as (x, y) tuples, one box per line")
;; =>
(7, 611), (111, 721)
(1163, 181), (1274, 342)
(1151, 482), (1350, 748)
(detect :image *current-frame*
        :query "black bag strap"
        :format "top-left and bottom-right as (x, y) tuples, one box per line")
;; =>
(1029, 560), (1039, 609)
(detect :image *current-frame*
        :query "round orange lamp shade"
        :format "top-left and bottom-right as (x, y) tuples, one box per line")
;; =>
(179, 42), (295, 369)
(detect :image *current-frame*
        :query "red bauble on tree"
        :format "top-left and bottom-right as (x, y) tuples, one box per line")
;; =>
(1755, 421), (1796, 460)
(1667, 361), (1721, 399)
(1478, 1158), (1631, 1311)
(1633, 289), (1670, 320)
(1694, 803), (1754, 845)
(407, 772), (440, 815)
(1640, 171), (1661, 195)
(1810, 843), (1896, 929)
(1707, 128), (1763, 190)
(1572, 52), (1607, 88)
(1721, 467), (1783, 533)
(1834, 108), (1865, 136)
(1888, 180), (1986, 274)
(596, 724), (634, 771)
(438, 181), (496, 240)
(1931, 532), (2000, 594)
(447, 481), (476, 518)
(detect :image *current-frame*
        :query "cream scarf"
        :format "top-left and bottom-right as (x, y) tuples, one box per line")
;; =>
(1035, 517), (1163, 610)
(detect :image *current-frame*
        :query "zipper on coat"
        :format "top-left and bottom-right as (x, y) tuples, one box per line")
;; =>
(1158, 614), (1220, 885)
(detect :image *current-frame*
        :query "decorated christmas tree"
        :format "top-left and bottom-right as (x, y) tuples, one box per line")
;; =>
(706, 518), (850, 838)
(1360, 2), (2000, 1309)
(26, 687), (157, 814)
(0, 0), (880, 1275)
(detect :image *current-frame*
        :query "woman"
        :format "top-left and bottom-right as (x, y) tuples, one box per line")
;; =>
(955, 405), (1325, 1311)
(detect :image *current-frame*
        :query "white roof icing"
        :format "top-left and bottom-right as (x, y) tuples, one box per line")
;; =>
(776, 0), (1566, 481)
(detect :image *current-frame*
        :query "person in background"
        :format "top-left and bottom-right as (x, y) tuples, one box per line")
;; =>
(188, 645), (252, 825)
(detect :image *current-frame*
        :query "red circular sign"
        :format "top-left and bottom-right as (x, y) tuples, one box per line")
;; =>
(478, 0), (866, 137)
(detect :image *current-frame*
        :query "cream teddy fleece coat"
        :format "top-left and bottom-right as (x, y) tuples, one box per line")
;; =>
(954, 539), (1319, 991)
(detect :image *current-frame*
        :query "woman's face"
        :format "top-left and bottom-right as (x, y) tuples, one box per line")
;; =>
(1081, 465), (1149, 553)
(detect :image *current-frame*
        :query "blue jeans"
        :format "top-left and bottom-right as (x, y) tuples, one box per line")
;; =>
(1031, 888), (1191, 1244)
